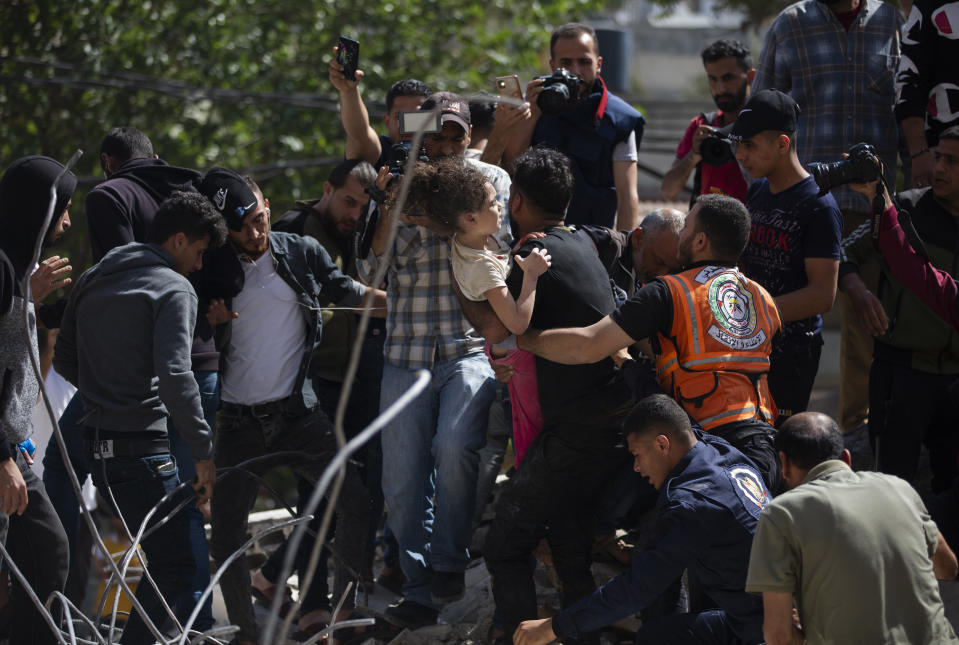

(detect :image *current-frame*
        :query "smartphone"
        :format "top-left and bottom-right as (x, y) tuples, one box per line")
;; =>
(399, 110), (442, 136)
(494, 75), (523, 100)
(337, 36), (360, 81)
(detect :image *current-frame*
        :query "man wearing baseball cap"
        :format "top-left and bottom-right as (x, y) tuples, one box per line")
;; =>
(732, 89), (842, 425)
(195, 168), (386, 645)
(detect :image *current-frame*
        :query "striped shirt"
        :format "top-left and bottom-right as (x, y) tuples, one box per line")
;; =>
(753, 0), (902, 211)
(357, 157), (511, 369)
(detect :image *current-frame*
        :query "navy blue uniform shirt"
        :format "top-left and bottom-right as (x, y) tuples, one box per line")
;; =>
(551, 432), (768, 643)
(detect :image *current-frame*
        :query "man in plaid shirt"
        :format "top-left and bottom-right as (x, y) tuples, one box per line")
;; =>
(752, 0), (901, 434)
(356, 92), (511, 630)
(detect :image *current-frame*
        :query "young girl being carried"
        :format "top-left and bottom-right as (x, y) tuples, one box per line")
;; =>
(404, 158), (549, 465)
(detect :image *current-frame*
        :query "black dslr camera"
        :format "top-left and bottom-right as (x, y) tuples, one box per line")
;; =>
(808, 142), (881, 196)
(534, 68), (583, 115)
(700, 129), (736, 166)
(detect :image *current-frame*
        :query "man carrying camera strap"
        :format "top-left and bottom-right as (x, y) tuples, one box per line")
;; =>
(731, 89), (843, 426)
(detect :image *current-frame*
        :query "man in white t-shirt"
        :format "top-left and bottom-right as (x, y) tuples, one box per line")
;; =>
(197, 167), (386, 645)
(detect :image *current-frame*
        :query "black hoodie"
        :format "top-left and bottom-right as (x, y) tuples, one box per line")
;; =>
(85, 157), (200, 262)
(0, 156), (76, 461)
(0, 156), (77, 291)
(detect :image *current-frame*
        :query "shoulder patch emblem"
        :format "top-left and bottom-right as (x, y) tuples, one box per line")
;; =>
(729, 466), (770, 518)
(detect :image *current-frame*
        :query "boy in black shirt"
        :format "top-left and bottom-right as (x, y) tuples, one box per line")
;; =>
(732, 90), (842, 423)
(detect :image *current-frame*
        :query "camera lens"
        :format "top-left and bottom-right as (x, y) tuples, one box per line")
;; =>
(701, 135), (735, 167)
(537, 84), (570, 115)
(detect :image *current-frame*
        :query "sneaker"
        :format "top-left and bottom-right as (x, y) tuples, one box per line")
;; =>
(430, 570), (465, 604)
(382, 599), (439, 630)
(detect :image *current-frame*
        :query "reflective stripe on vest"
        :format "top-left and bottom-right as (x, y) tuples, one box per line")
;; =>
(655, 265), (781, 430)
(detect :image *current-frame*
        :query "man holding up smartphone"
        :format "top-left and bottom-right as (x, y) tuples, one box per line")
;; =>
(503, 22), (644, 230)
(328, 39), (431, 169)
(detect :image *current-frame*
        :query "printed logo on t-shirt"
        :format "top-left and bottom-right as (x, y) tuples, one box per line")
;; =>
(728, 466), (769, 518)
(702, 270), (767, 350)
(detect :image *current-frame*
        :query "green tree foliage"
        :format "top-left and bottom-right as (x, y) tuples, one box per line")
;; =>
(0, 0), (610, 270)
(646, 0), (901, 31)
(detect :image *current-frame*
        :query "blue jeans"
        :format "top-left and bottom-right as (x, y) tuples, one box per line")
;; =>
(380, 353), (494, 608)
(42, 391), (88, 565)
(167, 370), (218, 631)
(87, 451), (194, 645)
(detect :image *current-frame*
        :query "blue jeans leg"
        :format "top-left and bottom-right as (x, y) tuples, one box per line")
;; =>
(89, 453), (194, 645)
(380, 354), (494, 608)
(42, 391), (88, 563)
(167, 370), (218, 631)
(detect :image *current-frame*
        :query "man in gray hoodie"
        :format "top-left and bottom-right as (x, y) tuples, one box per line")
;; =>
(0, 155), (73, 645)
(54, 190), (226, 644)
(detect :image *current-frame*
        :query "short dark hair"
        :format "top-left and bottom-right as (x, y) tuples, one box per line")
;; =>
(386, 79), (431, 113)
(512, 147), (574, 217)
(623, 394), (693, 441)
(243, 175), (262, 198)
(100, 127), (154, 165)
(150, 191), (227, 248)
(693, 194), (752, 260)
(550, 23), (599, 59)
(469, 95), (497, 133)
(329, 158), (377, 190)
(701, 39), (752, 72)
(940, 125), (959, 143)
(776, 413), (844, 470)
(404, 157), (489, 237)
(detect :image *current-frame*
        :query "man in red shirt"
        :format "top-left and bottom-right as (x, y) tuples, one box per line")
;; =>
(661, 40), (754, 206)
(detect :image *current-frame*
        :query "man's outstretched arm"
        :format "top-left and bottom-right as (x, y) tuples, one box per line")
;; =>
(519, 316), (634, 365)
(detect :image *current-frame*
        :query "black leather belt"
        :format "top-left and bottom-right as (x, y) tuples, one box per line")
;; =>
(82, 429), (170, 460)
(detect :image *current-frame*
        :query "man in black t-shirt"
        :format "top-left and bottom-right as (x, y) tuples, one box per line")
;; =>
(463, 148), (633, 642)
(731, 90), (842, 424)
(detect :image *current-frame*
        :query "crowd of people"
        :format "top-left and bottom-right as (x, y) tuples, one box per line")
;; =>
(2, 2), (959, 643)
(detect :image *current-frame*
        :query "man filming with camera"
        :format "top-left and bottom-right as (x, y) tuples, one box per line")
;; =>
(661, 40), (754, 206)
(503, 22), (644, 230)
(839, 124), (959, 496)
(732, 89), (843, 425)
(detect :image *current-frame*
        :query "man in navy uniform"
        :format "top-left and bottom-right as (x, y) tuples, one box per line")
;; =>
(513, 394), (768, 645)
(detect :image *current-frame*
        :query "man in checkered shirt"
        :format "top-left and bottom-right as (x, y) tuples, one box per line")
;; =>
(356, 91), (511, 630)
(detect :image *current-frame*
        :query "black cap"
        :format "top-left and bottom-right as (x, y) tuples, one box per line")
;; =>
(729, 89), (800, 141)
(420, 91), (471, 132)
(196, 167), (258, 231)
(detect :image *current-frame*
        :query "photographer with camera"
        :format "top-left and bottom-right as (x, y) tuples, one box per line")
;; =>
(732, 90), (843, 425)
(502, 22), (644, 230)
(661, 40), (754, 206)
(838, 125), (959, 494)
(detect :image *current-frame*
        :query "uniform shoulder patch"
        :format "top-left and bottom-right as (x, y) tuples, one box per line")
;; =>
(727, 466), (770, 519)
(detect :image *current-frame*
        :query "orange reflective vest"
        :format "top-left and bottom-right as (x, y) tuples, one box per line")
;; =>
(655, 265), (781, 430)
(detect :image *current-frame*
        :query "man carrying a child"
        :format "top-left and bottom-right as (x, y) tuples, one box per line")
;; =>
(461, 147), (634, 644)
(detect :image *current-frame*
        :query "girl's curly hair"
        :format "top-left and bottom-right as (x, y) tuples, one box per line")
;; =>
(396, 157), (490, 236)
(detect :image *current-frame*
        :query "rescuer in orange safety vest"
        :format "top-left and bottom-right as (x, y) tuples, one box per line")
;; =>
(512, 193), (783, 492)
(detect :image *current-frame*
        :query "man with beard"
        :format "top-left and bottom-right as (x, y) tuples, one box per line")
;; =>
(261, 159), (385, 635)
(512, 194), (783, 493)
(661, 40), (754, 206)
(0, 155), (72, 645)
(503, 22), (643, 230)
